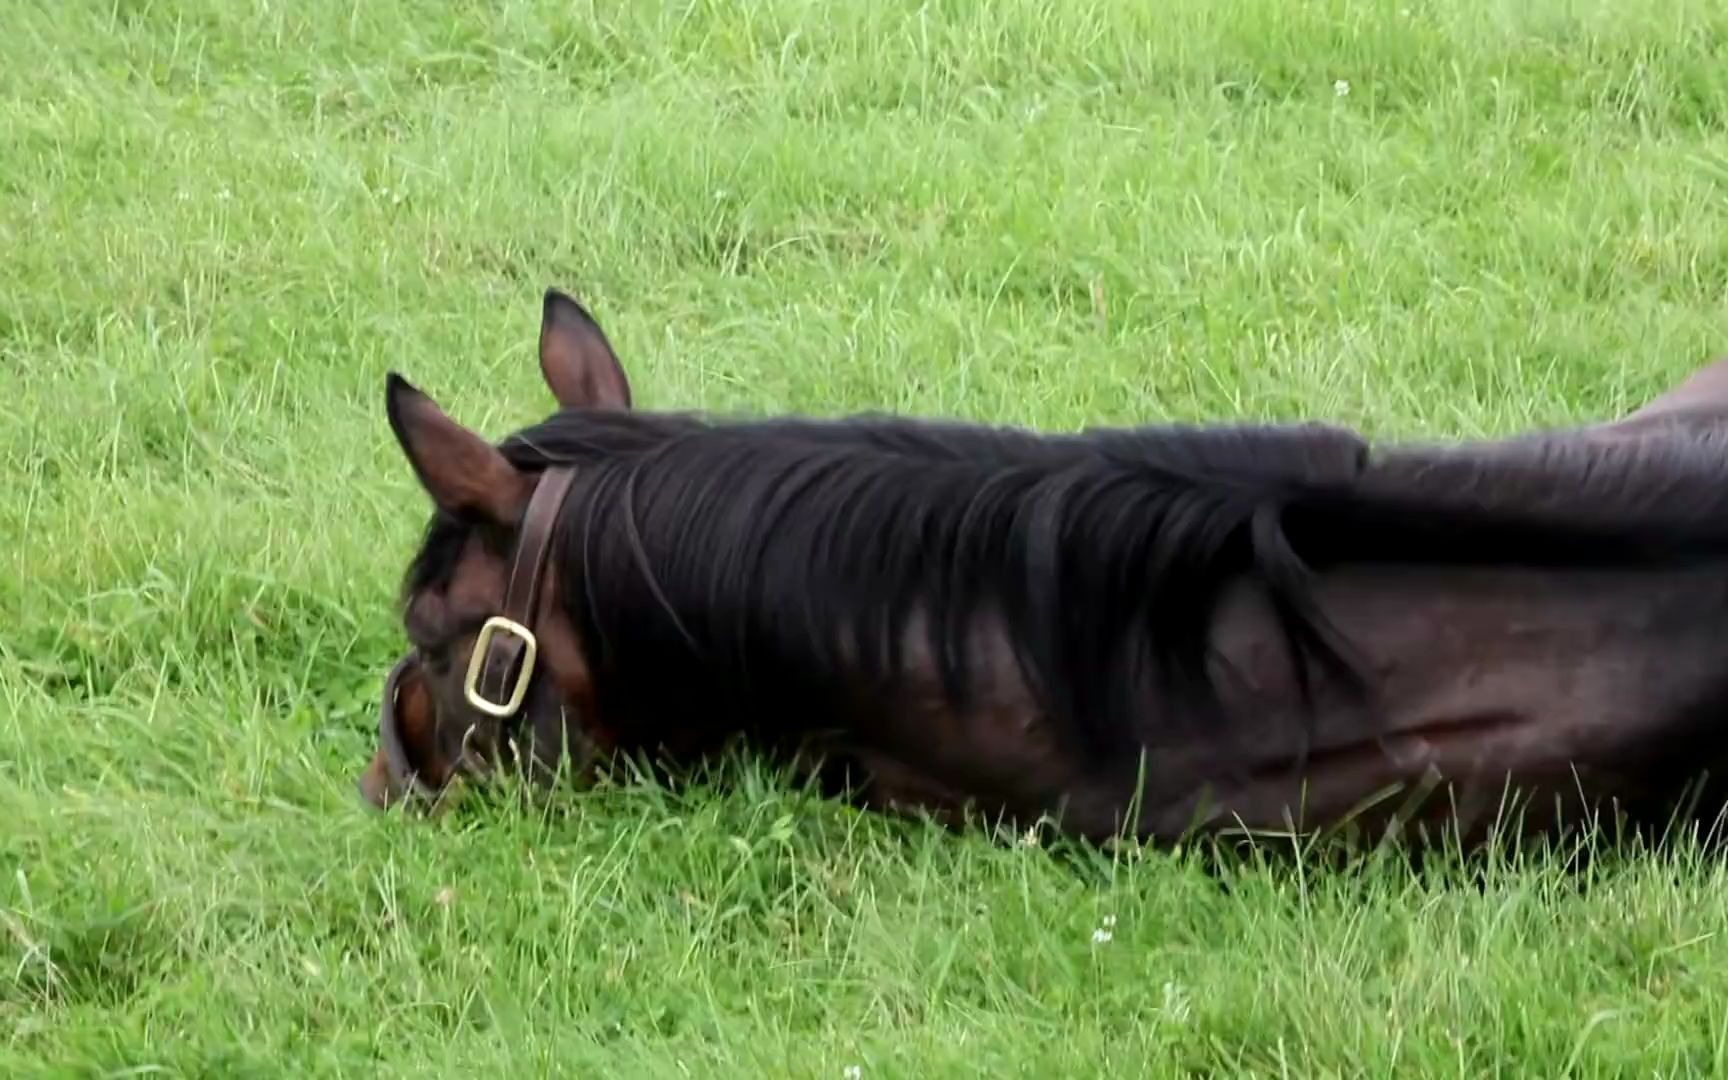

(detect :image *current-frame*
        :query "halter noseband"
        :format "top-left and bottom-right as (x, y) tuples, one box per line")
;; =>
(377, 465), (578, 800)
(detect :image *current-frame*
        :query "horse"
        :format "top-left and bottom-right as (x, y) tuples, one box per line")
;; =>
(357, 288), (1728, 852)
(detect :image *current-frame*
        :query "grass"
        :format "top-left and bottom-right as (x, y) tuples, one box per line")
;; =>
(8, 0), (1728, 1073)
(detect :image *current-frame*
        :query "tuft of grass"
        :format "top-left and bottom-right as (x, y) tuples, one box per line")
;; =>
(8, 0), (1728, 1073)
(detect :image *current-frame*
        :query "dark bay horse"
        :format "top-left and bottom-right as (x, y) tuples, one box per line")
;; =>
(358, 289), (1728, 851)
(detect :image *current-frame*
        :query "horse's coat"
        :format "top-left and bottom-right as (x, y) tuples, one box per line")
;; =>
(358, 290), (1728, 850)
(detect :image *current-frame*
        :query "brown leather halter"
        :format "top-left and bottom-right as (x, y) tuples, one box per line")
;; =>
(377, 466), (578, 800)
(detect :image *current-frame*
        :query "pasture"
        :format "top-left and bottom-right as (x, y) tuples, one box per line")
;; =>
(8, 0), (1728, 1073)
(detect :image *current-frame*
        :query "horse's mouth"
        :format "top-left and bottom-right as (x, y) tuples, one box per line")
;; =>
(355, 747), (465, 815)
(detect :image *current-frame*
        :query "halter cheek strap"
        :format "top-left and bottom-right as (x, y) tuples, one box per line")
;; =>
(464, 466), (578, 719)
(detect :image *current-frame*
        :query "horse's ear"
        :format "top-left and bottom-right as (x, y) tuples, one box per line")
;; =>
(539, 288), (632, 410)
(385, 373), (532, 524)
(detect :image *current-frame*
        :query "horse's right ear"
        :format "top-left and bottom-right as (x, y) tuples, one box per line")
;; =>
(539, 288), (632, 410)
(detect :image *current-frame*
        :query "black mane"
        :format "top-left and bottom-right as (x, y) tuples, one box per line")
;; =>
(404, 406), (1728, 760)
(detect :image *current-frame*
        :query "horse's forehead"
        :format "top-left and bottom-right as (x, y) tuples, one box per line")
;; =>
(447, 535), (510, 604)
(408, 533), (511, 628)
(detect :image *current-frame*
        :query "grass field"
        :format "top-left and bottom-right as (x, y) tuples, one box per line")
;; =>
(10, 0), (1728, 1074)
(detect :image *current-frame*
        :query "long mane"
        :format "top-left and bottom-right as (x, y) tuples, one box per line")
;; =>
(407, 407), (1728, 760)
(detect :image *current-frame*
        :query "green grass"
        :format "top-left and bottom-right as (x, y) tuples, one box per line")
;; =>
(9, 0), (1728, 1073)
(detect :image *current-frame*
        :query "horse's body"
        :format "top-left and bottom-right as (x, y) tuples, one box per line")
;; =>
(359, 290), (1728, 850)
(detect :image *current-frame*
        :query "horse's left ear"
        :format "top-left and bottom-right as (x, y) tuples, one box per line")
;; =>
(386, 373), (533, 524)
(539, 288), (632, 410)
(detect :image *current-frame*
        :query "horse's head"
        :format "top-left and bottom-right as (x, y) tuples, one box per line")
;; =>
(356, 289), (633, 811)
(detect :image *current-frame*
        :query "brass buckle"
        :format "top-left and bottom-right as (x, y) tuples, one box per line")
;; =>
(463, 616), (538, 718)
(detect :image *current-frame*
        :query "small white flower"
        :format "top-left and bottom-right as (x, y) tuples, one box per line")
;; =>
(1091, 927), (1113, 945)
(1334, 79), (1351, 97)
(1102, 914), (1117, 928)
(843, 1067), (862, 1080)
(1162, 981), (1191, 1022)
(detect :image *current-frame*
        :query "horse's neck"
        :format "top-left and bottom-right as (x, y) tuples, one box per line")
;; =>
(1198, 561), (1728, 759)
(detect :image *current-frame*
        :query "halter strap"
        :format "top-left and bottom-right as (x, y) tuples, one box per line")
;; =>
(467, 466), (578, 717)
(377, 651), (440, 802)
